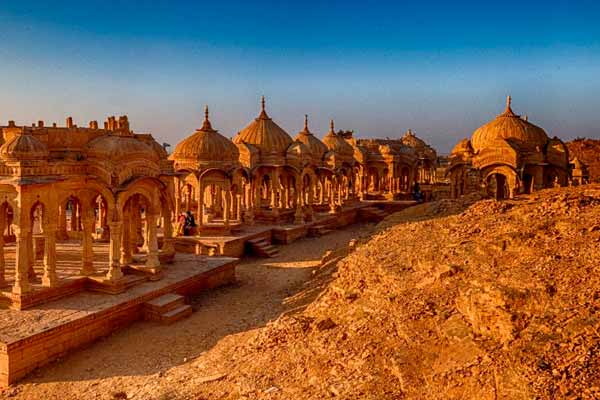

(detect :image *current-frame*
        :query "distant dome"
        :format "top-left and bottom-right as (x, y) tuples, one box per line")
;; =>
(401, 129), (427, 148)
(294, 115), (328, 161)
(471, 97), (549, 152)
(451, 138), (473, 155)
(170, 107), (239, 165)
(0, 131), (48, 161)
(286, 141), (312, 161)
(322, 120), (354, 158)
(87, 134), (158, 163)
(233, 97), (293, 156)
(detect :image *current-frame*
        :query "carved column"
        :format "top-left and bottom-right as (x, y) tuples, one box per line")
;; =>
(81, 210), (95, 276)
(223, 192), (230, 227)
(294, 184), (304, 224)
(236, 194), (242, 221)
(42, 225), (58, 287)
(27, 231), (37, 280)
(106, 222), (123, 281)
(0, 220), (5, 286)
(13, 228), (31, 294)
(161, 210), (175, 255)
(120, 212), (132, 267)
(145, 213), (160, 270)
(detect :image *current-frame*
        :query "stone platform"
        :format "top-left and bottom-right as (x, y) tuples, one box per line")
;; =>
(174, 201), (416, 257)
(0, 254), (237, 387)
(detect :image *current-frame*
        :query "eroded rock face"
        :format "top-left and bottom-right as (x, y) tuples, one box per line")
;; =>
(152, 185), (600, 399)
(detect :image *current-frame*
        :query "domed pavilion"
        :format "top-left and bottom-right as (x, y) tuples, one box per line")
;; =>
(170, 106), (246, 235)
(447, 96), (570, 199)
(0, 115), (175, 306)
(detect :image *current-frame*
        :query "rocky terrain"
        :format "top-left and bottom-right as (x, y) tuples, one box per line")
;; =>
(166, 185), (600, 399)
(6, 185), (600, 399)
(567, 138), (600, 182)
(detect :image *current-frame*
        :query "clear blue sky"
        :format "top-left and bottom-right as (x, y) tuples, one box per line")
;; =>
(1, 0), (599, 152)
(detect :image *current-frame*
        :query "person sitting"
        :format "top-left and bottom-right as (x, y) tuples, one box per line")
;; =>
(183, 210), (196, 236)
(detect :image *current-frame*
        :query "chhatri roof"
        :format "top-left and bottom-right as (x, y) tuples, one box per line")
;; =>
(451, 138), (474, 155)
(322, 119), (354, 158)
(86, 133), (158, 163)
(170, 106), (239, 166)
(471, 96), (549, 153)
(0, 129), (49, 161)
(233, 97), (293, 156)
(294, 114), (328, 161)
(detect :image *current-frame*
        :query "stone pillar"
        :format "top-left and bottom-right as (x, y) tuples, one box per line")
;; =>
(236, 194), (242, 221)
(81, 211), (95, 276)
(142, 217), (149, 252)
(13, 228), (31, 294)
(58, 205), (68, 239)
(175, 180), (181, 217)
(294, 185), (304, 224)
(198, 184), (204, 226)
(120, 213), (132, 267)
(106, 222), (123, 281)
(0, 222), (5, 286)
(42, 226), (58, 287)
(162, 211), (175, 255)
(27, 232), (36, 280)
(223, 192), (230, 226)
(145, 213), (160, 270)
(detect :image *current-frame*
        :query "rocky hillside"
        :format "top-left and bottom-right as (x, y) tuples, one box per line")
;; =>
(567, 138), (600, 182)
(161, 186), (600, 399)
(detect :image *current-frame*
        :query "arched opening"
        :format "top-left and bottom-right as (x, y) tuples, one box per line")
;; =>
(523, 173), (533, 194)
(487, 173), (508, 200)
(120, 192), (160, 271)
(58, 195), (83, 240)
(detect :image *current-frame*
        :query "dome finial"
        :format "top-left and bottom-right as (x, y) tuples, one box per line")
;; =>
(330, 119), (335, 133)
(500, 95), (517, 117)
(200, 105), (213, 130)
(257, 95), (270, 119)
(304, 114), (309, 131)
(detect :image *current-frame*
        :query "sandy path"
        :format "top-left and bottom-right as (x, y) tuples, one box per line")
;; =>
(3, 224), (372, 400)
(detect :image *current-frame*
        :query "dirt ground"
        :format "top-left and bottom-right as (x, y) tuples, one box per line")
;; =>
(2, 224), (374, 400)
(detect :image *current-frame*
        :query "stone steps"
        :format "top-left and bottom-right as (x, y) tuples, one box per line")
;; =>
(143, 293), (192, 324)
(247, 238), (279, 258)
(360, 206), (388, 222)
(308, 225), (334, 237)
(161, 304), (193, 325)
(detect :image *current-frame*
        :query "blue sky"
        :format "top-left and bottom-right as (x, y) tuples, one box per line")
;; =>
(0, 0), (599, 152)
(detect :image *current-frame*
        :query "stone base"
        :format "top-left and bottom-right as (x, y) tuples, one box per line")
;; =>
(0, 256), (237, 387)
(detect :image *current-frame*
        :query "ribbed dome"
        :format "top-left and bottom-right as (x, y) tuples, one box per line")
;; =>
(451, 138), (474, 155)
(287, 140), (312, 159)
(233, 97), (293, 155)
(471, 97), (548, 153)
(170, 107), (239, 164)
(322, 120), (354, 158)
(87, 135), (158, 162)
(149, 139), (168, 159)
(0, 131), (48, 161)
(294, 115), (328, 161)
